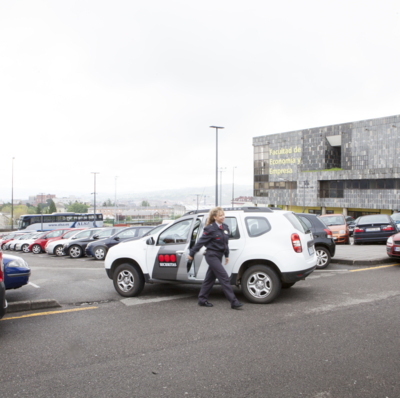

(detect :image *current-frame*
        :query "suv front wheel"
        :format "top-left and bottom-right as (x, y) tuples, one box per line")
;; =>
(113, 263), (145, 297)
(241, 265), (281, 304)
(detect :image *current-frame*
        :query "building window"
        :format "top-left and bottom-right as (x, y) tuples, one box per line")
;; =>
(320, 181), (344, 198)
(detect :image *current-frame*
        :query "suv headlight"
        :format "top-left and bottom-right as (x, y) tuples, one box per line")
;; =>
(7, 258), (30, 269)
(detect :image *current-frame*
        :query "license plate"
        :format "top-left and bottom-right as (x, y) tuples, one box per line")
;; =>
(366, 228), (380, 232)
(395, 247), (400, 252)
(308, 246), (315, 256)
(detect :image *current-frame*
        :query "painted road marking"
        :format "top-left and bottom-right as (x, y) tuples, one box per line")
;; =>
(121, 294), (195, 307)
(28, 282), (40, 288)
(350, 264), (400, 272)
(1, 307), (98, 321)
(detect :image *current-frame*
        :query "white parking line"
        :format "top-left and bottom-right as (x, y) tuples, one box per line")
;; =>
(28, 282), (40, 288)
(121, 294), (195, 307)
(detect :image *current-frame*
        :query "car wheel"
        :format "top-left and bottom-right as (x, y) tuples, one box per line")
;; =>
(281, 282), (295, 289)
(1, 244), (6, 250)
(55, 245), (64, 257)
(32, 244), (42, 254)
(94, 246), (107, 260)
(22, 244), (29, 253)
(241, 265), (281, 304)
(113, 263), (145, 297)
(69, 245), (82, 258)
(315, 246), (331, 269)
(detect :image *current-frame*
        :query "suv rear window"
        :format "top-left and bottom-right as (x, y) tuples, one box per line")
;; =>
(284, 213), (310, 233)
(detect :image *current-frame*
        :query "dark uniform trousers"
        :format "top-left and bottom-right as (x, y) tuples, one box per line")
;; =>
(198, 250), (240, 306)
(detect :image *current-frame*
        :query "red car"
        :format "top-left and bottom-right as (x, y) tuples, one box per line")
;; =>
(386, 232), (400, 258)
(29, 228), (72, 254)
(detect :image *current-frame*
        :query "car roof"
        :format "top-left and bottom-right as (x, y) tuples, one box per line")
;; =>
(183, 207), (274, 216)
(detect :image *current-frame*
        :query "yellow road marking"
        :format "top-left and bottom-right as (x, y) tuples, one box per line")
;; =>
(349, 264), (400, 272)
(1, 306), (98, 321)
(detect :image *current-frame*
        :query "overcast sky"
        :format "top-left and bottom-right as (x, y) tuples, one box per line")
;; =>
(1, 0), (400, 202)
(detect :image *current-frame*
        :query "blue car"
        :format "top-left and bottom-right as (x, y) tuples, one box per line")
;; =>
(85, 226), (154, 260)
(3, 254), (31, 290)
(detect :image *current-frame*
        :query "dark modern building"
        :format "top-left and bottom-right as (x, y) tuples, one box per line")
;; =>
(253, 114), (400, 218)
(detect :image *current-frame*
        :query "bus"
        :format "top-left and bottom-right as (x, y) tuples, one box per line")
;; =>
(17, 213), (104, 231)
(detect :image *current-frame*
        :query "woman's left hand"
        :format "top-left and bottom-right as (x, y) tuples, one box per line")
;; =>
(225, 258), (229, 265)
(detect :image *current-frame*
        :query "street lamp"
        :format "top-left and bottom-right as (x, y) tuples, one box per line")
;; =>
(115, 176), (118, 225)
(219, 167), (226, 207)
(232, 166), (237, 209)
(11, 157), (15, 230)
(210, 126), (224, 206)
(91, 172), (99, 227)
(279, 177), (292, 211)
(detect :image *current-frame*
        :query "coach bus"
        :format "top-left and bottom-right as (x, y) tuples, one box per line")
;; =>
(17, 213), (104, 231)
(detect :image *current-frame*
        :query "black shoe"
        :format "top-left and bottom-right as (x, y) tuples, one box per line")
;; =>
(198, 301), (213, 307)
(231, 302), (243, 310)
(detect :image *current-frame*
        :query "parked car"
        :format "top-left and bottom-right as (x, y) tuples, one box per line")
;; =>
(3, 254), (31, 290)
(85, 226), (154, 260)
(0, 232), (27, 250)
(386, 232), (400, 258)
(45, 229), (90, 256)
(105, 208), (317, 304)
(296, 213), (335, 269)
(345, 216), (354, 223)
(28, 228), (72, 254)
(347, 217), (360, 236)
(0, 251), (7, 319)
(390, 213), (400, 228)
(14, 232), (46, 252)
(319, 214), (349, 244)
(63, 228), (117, 258)
(5, 232), (36, 250)
(353, 214), (397, 244)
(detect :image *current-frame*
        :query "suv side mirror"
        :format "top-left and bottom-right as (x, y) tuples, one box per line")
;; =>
(146, 237), (155, 245)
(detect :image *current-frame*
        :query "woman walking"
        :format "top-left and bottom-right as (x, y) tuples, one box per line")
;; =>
(188, 207), (243, 310)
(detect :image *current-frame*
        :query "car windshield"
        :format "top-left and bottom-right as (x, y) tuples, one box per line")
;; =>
(143, 224), (166, 237)
(359, 215), (390, 225)
(63, 230), (81, 239)
(320, 216), (345, 226)
(391, 213), (400, 221)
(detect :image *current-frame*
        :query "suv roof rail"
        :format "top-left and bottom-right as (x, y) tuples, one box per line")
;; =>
(183, 207), (273, 216)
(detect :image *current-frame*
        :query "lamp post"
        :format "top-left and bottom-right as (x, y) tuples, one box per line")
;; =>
(219, 167), (226, 207)
(91, 172), (99, 227)
(11, 157), (15, 230)
(279, 177), (292, 211)
(210, 126), (224, 206)
(232, 166), (237, 209)
(39, 192), (45, 231)
(114, 176), (118, 225)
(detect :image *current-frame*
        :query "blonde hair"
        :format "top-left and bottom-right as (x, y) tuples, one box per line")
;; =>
(206, 207), (224, 226)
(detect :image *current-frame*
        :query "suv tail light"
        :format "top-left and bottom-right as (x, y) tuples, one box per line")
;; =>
(324, 228), (332, 239)
(354, 228), (364, 233)
(291, 233), (302, 253)
(382, 225), (394, 231)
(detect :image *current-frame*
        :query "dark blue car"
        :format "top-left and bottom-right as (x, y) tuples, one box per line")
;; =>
(85, 226), (154, 260)
(3, 254), (31, 290)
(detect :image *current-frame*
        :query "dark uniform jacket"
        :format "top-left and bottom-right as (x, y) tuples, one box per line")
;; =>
(189, 222), (230, 258)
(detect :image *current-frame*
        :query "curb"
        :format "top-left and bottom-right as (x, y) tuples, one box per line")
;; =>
(333, 258), (400, 266)
(7, 299), (61, 313)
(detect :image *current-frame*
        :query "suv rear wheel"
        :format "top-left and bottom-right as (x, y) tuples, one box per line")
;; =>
(113, 263), (145, 297)
(241, 265), (281, 304)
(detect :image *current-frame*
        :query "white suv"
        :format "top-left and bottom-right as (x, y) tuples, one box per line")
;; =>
(105, 208), (317, 304)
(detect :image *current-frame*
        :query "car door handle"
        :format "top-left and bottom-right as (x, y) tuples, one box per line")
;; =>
(230, 248), (238, 251)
